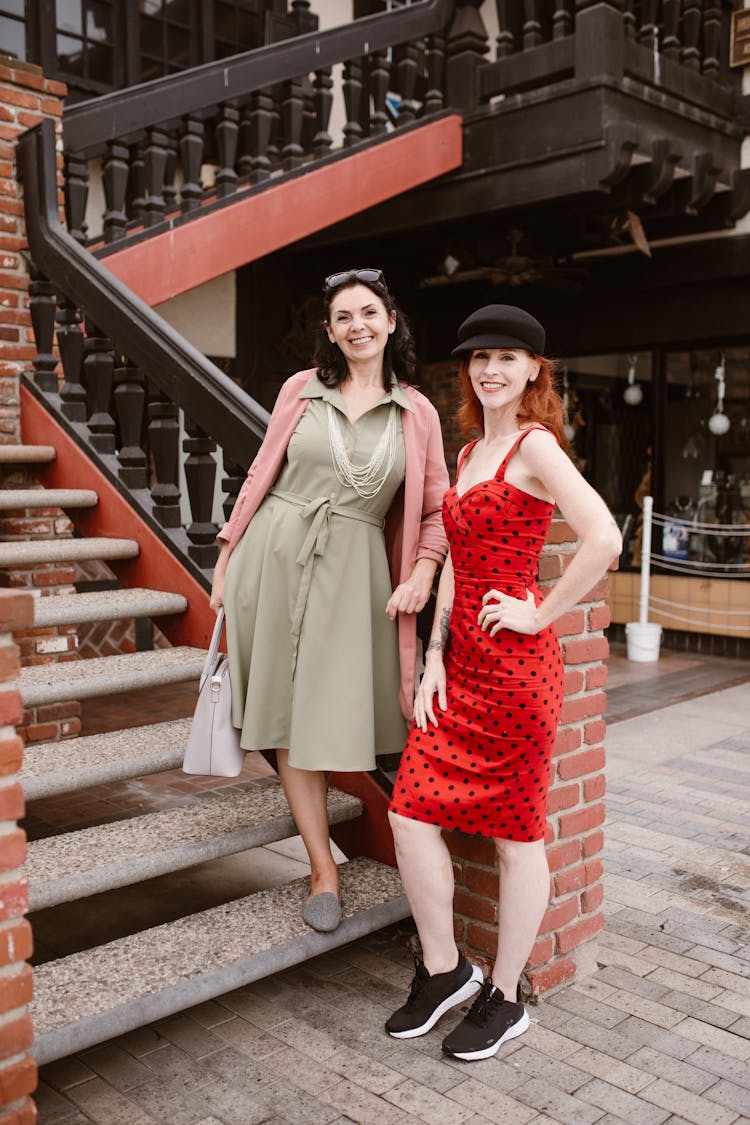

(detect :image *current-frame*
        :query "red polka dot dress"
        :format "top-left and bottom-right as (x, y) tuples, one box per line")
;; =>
(390, 426), (564, 841)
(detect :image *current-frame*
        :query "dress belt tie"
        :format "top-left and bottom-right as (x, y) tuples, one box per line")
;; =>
(269, 490), (385, 675)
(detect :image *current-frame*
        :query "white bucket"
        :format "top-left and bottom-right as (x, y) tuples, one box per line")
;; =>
(625, 621), (662, 663)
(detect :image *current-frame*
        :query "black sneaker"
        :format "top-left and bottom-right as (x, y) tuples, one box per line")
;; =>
(386, 954), (483, 1039)
(442, 979), (529, 1060)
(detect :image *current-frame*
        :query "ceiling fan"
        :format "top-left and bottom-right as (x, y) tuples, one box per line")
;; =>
(419, 229), (590, 294)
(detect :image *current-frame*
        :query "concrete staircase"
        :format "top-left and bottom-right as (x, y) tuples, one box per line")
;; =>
(1, 443), (409, 1067)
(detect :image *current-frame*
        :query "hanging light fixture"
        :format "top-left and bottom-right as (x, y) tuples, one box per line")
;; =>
(708, 353), (730, 436)
(561, 367), (575, 441)
(623, 354), (643, 405)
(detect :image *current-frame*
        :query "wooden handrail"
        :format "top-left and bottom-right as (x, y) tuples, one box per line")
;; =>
(20, 118), (269, 469)
(62, 0), (455, 153)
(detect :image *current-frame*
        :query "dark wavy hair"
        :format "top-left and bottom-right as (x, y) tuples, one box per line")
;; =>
(313, 273), (416, 389)
(457, 353), (569, 449)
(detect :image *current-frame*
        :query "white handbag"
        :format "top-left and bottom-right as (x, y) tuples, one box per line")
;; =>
(183, 607), (245, 777)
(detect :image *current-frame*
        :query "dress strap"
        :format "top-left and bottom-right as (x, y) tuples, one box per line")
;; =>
(495, 425), (548, 480)
(456, 440), (479, 480)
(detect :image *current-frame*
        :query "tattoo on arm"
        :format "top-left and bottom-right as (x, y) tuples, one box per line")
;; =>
(426, 607), (452, 654)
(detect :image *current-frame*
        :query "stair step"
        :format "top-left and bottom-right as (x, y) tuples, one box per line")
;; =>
(0, 444), (56, 463)
(20, 647), (205, 706)
(21, 718), (193, 800)
(32, 857), (407, 1065)
(27, 779), (363, 910)
(0, 537), (138, 567)
(0, 488), (97, 509)
(33, 588), (187, 629)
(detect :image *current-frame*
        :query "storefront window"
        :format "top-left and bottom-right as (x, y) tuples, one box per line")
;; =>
(139, 0), (193, 81)
(562, 352), (653, 569)
(0, 0), (26, 61)
(214, 0), (259, 60)
(55, 0), (115, 85)
(664, 347), (750, 568)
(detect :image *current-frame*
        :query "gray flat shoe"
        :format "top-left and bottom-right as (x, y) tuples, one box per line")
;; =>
(301, 892), (341, 933)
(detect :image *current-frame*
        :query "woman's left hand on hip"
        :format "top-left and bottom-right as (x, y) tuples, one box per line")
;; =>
(478, 589), (539, 636)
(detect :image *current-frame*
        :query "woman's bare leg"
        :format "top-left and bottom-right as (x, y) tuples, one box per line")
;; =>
(388, 811), (458, 974)
(276, 749), (339, 899)
(492, 838), (550, 997)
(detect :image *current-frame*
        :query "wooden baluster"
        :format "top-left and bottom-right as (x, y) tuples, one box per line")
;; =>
(446, 0), (489, 109)
(281, 76), (306, 169)
(28, 272), (58, 392)
(312, 68), (334, 156)
(179, 116), (204, 212)
(56, 297), (87, 421)
(622, 0), (636, 39)
(301, 83), (316, 158)
(680, 0), (702, 70)
(394, 42), (421, 125)
(637, 0), (659, 51)
(238, 103), (253, 179)
(127, 143), (146, 224)
(82, 317), (116, 454)
(424, 34), (445, 115)
(523, 0), (544, 47)
(63, 154), (89, 243)
(245, 90), (274, 181)
(552, 0), (573, 39)
(267, 91), (283, 173)
(147, 387), (181, 528)
(222, 459), (246, 524)
(113, 357), (148, 489)
(102, 140), (130, 243)
(343, 58), (364, 147)
(702, 2), (721, 78)
(496, 0), (519, 57)
(143, 127), (168, 227)
(662, 0), (682, 59)
(183, 418), (218, 567)
(215, 101), (240, 196)
(368, 51), (390, 136)
(163, 131), (179, 212)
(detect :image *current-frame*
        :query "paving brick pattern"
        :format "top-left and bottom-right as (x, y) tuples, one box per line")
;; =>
(35, 666), (750, 1124)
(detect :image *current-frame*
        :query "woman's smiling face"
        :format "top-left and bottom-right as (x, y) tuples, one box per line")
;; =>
(326, 283), (395, 366)
(467, 348), (540, 411)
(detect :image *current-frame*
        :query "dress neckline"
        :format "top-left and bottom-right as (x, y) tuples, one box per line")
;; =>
(454, 425), (551, 503)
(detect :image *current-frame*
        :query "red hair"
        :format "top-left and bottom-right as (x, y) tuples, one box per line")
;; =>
(457, 354), (568, 449)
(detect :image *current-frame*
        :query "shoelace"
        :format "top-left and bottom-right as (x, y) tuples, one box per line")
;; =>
(466, 979), (512, 1026)
(404, 954), (428, 1008)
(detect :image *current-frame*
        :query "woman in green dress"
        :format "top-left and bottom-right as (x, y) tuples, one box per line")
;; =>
(210, 269), (449, 932)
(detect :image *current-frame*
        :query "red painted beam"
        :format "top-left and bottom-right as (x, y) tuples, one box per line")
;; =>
(20, 386), (215, 650)
(101, 116), (463, 307)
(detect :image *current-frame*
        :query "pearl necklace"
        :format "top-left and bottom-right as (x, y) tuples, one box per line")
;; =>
(326, 401), (398, 499)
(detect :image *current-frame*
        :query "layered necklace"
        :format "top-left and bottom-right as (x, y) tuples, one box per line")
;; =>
(326, 399), (399, 499)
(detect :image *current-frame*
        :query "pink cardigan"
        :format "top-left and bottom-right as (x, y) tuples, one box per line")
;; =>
(218, 368), (450, 718)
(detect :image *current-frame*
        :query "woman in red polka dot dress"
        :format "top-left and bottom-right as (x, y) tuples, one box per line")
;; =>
(386, 305), (622, 1060)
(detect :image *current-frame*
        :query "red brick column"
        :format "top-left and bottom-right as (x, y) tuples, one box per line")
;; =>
(449, 519), (609, 995)
(0, 588), (36, 1123)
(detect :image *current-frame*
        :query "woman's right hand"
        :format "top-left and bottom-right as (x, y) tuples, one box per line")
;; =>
(414, 655), (447, 732)
(209, 572), (224, 612)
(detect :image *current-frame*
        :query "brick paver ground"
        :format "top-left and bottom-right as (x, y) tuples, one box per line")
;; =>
(33, 651), (750, 1124)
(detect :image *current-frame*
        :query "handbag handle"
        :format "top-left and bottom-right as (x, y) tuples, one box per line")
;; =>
(199, 607), (227, 691)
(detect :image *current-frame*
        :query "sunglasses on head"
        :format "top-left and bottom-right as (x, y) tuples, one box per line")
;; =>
(324, 268), (385, 290)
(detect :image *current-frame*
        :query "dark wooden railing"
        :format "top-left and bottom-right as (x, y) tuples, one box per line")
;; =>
(19, 118), (269, 585)
(60, 0), (455, 248)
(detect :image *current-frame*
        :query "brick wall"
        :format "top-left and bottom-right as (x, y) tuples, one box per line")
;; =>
(0, 588), (37, 1123)
(0, 59), (78, 716)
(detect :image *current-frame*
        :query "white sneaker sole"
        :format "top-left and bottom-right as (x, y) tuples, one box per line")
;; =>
(387, 964), (484, 1039)
(444, 1006), (530, 1060)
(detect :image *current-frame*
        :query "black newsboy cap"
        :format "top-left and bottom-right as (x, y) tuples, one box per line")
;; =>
(452, 304), (545, 357)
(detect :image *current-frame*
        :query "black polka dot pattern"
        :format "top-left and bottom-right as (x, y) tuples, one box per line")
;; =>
(390, 429), (564, 842)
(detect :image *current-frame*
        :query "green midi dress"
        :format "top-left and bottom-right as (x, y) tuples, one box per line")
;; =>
(223, 374), (408, 771)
